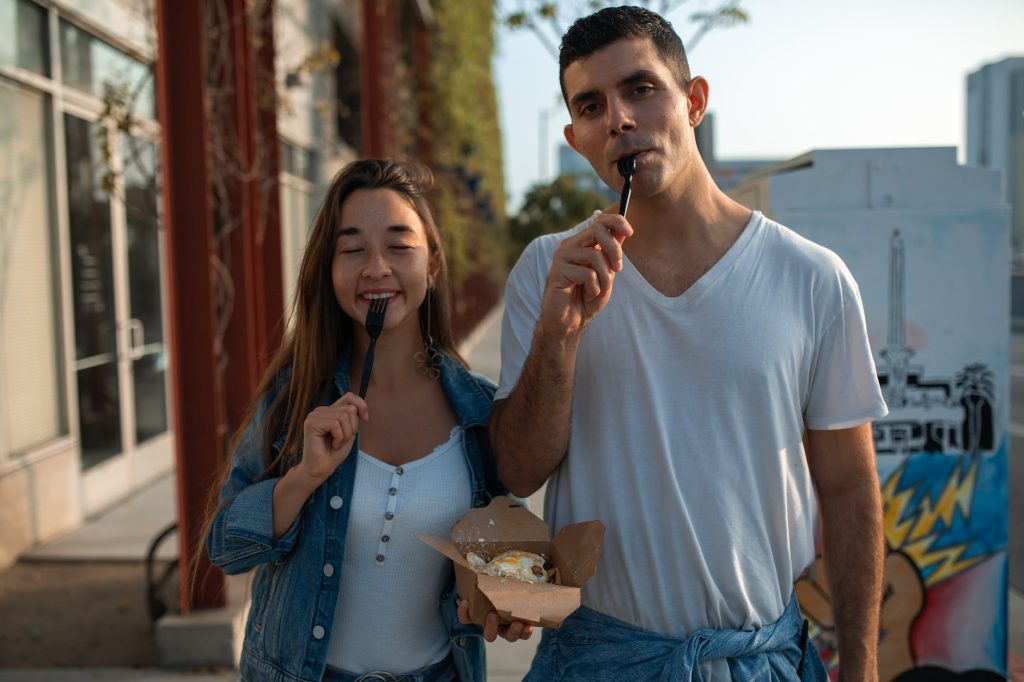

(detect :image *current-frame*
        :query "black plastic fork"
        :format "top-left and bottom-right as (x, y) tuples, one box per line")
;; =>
(617, 154), (637, 217)
(357, 296), (389, 398)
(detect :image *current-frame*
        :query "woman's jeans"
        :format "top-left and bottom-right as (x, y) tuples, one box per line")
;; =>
(322, 652), (457, 682)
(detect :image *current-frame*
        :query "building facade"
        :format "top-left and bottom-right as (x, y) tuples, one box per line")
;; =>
(730, 147), (1009, 680)
(966, 56), (1024, 260)
(0, 0), (401, 569)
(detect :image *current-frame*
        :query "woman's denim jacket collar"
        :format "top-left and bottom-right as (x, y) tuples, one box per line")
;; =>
(206, 349), (503, 682)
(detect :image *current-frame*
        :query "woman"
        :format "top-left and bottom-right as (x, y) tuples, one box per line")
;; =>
(202, 159), (520, 682)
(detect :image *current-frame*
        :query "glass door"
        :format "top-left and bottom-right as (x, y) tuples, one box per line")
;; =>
(121, 133), (170, 483)
(65, 113), (171, 513)
(65, 114), (120, 472)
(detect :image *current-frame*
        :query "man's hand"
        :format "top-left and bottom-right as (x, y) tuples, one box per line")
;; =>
(540, 212), (632, 338)
(457, 598), (534, 642)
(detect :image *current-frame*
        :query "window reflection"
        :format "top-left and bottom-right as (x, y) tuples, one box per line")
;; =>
(0, 79), (65, 454)
(133, 352), (167, 445)
(123, 135), (163, 346)
(60, 20), (154, 119)
(65, 115), (116, 362)
(77, 362), (122, 469)
(0, 0), (50, 76)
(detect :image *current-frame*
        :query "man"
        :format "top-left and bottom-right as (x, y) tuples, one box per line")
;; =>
(488, 6), (887, 681)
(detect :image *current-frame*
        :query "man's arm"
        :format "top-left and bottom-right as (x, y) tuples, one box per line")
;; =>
(805, 423), (884, 682)
(490, 213), (632, 497)
(490, 329), (581, 496)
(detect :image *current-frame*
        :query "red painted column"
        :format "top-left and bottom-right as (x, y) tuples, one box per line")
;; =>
(361, 0), (397, 157)
(155, 0), (226, 611)
(220, 0), (284, 433)
(252, 0), (284, 364)
(414, 20), (433, 166)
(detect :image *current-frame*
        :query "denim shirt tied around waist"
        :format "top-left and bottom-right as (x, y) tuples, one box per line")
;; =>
(206, 351), (504, 682)
(526, 595), (828, 682)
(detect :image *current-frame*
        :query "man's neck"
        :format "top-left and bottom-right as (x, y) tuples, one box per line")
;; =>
(619, 166), (753, 297)
(625, 165), (750, 252)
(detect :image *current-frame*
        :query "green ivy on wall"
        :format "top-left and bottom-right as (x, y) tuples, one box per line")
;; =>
(423, 0), (508, 290)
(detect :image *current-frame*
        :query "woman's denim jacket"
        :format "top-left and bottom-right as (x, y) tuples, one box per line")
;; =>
(206, 350), (505, 682)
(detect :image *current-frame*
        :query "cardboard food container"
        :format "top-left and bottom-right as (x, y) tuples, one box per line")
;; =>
(417, 495), (604, 628)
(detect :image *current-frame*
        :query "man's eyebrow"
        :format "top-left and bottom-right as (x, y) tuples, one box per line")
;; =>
(336, 225), (415, 237)
(568, 88), (598, 111)
(621, 69), (659, 86)
(568, 70), (660, 110)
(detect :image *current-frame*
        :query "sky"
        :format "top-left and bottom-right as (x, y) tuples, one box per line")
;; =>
(492, 0), (1024, 213)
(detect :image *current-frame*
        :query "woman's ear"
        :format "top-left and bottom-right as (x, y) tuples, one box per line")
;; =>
(427, 258), (439, 289)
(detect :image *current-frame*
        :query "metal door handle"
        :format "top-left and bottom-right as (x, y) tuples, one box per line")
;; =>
(129, 318), (145, 360)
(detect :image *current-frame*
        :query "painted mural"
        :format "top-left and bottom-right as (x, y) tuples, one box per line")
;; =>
(791, 221), (1008, 681)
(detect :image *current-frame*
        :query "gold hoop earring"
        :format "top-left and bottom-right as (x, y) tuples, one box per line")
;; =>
(414, 286), (441, 379)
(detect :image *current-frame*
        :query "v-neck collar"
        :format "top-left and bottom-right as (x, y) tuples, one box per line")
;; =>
(617, 210), (761, 309)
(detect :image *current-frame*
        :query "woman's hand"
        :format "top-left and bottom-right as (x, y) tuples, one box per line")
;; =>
(457, 599), (534, 642)
(271, 393), (368, 539)
(294, 392), (369, 490)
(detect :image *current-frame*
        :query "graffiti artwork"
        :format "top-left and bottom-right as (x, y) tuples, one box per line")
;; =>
(795, 229), (1008, 681)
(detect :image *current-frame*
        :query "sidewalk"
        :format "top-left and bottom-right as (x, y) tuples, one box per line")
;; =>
(4, 303), (1023, 681)
(462, 304), (544, 682)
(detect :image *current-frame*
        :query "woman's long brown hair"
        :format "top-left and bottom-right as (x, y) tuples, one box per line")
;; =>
(190, 159), (464, 595)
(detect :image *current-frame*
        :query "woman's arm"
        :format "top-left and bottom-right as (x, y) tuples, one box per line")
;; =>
(206, 391), (368, 574)
(205, 411), (304, 575)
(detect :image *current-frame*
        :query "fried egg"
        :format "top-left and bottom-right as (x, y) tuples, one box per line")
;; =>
(466, 549), (549, 584)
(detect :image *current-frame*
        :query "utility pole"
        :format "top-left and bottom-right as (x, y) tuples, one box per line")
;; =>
(538, 96), (563, 180)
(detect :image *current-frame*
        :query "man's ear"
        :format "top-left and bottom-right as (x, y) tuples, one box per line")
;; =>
(686, 76), (710, 127)
(564, 124), (579, 153)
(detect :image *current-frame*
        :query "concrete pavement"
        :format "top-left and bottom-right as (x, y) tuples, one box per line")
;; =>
(463, 303), (543, 681)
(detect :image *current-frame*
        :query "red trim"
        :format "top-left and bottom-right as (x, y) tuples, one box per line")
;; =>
(155, 0), (226, 611)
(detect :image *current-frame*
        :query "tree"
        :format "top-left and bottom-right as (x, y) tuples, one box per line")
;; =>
(508, 174), (611, 266)
(502, 0), (750, 59)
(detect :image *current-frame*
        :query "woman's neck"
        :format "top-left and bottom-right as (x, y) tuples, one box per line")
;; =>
(349, 324), (432, 392)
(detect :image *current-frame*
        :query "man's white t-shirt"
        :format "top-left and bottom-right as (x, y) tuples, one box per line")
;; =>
(497, 211), (888, 641)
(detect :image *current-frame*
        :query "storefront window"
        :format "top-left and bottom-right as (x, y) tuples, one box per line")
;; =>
(59, 19), (154, 120)
(0, 0), (50, 77)
(0, 78), (66, 455)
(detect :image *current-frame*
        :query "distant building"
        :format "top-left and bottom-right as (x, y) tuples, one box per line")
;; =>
(711, 159), (782, 192)
(727, 146), (1009, 679)
(966, 56), (1024, 259)
(558, 143), (616, 203)
(696, 110), (715, 164)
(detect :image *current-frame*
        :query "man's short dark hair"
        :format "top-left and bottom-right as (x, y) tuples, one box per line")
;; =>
(559, 6), (691, 104)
